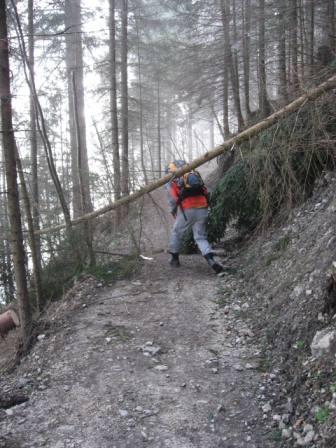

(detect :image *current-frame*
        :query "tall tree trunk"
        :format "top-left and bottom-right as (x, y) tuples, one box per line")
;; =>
(258, 0), (271, 117)
(157, 78), (162, 177)
(15, 147), (44, 311)
(134, 11), (148, 184)
(231, 0), (243, 122)
(278, 0), (288, 100)
(209, 113), (215, 149)
(220, 0), (244, 131)
(308, 0), (315, 74)
(28, 0), (41, 272)
(222, 63), (230, 137)
(165, 103), (174, 163)
(121, 0), (129, 196)
(0, 0), (32, 347)
(242, 0), (252, 119)
(65, 0), (93, 219)
(290, 0), (299, 90)
(220, 0), (230, 137)
(72, 72), (95, 266)
(187, 106), (193, 161)
(298, 0), (305, 80)
(0, 141), (15, 302)
(109, 0), (122, 200)
(92, 120), (114, 199)
(327, 0), (335, 51)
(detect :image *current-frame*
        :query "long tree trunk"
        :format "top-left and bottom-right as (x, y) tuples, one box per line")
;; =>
(242, 0), (252, 119)
(278, 0), (288, 100)
(109, 0), (122, 200)
(0, 0), (32, 347)
(298, 0), (305, 80)
(36, 74), (336, 236)
(28, 0), (41, 273)
(92, 119), (114, 199)
(121, 0), (129, 196)
(15, 147), (43, 311)
(65, 0), (93, 219)
(157, 78), (162, 177)
(209, 113), (215, 149)
(308, 0), (315, 75)
(231, 0), (244, 123)
(187, 106), (193, 162)
(222, 62), (230, 137)
(134, 11), (148, 184)
(327, 0), (335, 51)
(290, 0), (299, 90)
(0, 139), (15, 302)
(220, 0), (244, 131)
(72, 72), (95, 266)
(258, 0), (271, 117)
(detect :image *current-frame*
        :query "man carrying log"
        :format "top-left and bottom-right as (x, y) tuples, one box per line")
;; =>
(165, 159), (224, 276)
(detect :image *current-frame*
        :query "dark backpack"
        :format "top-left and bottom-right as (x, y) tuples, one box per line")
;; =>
(178, 171), (206, 200)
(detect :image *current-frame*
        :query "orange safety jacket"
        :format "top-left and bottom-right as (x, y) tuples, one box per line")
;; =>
(169, 179), (208, 210)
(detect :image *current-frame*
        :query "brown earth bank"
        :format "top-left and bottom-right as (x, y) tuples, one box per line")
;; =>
(1, 167), (336, 447)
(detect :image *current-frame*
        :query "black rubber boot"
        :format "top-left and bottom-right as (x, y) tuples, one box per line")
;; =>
(169, 252), (180, 267)
(204, 253), (224, 275)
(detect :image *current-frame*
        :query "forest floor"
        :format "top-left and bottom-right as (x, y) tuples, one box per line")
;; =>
(1, 164), (336, 447)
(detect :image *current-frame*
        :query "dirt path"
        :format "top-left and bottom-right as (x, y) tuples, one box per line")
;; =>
(0, 252), (276, 448)
(0, 181), (277, 447)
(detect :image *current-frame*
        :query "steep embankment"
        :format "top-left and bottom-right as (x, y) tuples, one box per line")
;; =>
(222, 170), (336, 447)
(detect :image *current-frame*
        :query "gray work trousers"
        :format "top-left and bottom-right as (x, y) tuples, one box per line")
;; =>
(169, 207), (212, 256)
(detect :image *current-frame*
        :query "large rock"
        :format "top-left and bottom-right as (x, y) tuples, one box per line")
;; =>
(310, 327), (336, 358)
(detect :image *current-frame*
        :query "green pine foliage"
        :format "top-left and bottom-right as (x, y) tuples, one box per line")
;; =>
(207, 94), (336, 243)
(207, 160), (260, 242)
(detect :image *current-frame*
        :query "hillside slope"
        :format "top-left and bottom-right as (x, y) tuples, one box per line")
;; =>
(224, 169), (336, 446)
